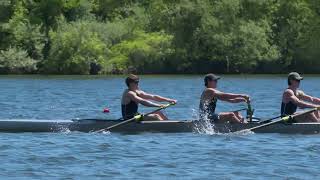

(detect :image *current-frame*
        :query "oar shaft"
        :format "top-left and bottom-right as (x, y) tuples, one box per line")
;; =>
(98, 103), (175, 132)
(248, 107), (319, 132)
(104, 116), (140, 130)
(259, 115), (282, 123)
(247, 102), (254, 122)
(248, 118), (281, 131)
(232, 108), (247, 112)
(105, 107), (165, 130)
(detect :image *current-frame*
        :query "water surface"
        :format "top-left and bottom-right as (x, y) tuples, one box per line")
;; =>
(0, 75), (319, 179)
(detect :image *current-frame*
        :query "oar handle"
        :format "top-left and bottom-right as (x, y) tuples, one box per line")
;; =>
(97, 102), (176, 132)
(248, 107), (320, 132)
(144, 102), (176, 117)
(246, 102), (254, 122)
(258, 115), (282, 123)
(281, 106), (320, 122)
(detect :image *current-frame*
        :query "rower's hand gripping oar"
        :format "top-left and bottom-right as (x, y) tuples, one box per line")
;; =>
(246, 102), (254, 122)
(244, 107), (320, 132)
(230, 102), (255, 122)
(230, 102), (256, 122)
(96, 102), (176, 133)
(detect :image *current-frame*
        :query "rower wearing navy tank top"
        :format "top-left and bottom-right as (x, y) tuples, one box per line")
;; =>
(281, 72), (320, 122)
(121, 74), (177, 120)
(199, 74), (250, 123)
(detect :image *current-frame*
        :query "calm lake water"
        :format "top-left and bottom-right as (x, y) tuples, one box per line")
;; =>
(0, 75), (319, 179)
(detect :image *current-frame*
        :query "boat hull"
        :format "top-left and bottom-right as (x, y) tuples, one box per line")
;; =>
(0, 119), (319, 134)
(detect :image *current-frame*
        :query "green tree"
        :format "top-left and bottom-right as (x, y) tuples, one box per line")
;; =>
(273, 0), (315, 68)
(0, 0), (319, 74)
(2, 1), (45, 60)
(106, 31), (173, 74)
(42, 19), (109, 74)
(0, 46), (37, 74)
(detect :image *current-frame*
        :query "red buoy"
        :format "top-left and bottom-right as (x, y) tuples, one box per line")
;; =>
(103, 108), (110, 113)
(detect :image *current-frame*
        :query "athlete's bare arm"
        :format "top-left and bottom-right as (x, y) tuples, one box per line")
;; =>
(284, 90), (317, 108)
(209, 89), (249, 102)
(225, 97), (247, 103)
(138, 91), (177, 104)
(298, 90), (320, 105)
(128, 91), (162, 107)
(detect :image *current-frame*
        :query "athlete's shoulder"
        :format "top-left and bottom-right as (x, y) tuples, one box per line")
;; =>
(135, 89), (145, 95)
(204, 88), (220, 97)
(205, 87), (218, 92)
(296, 89), (304, 94)
(296, 89), (305, 96)
(284, 88), (294, 95)
(127, 90), (138, 96)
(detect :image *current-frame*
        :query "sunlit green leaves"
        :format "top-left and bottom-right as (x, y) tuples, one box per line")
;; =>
(0, 0), (319, 74)
(107, 31), (173, 74)
(44, 19), (109, 74)
(0, 47), (37, 74)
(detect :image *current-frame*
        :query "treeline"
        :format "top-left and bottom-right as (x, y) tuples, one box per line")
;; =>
(0, 0), (319, 74)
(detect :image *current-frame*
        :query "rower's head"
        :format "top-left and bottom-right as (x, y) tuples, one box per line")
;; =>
(288, 72), (303, 88)
(204, 74), (220, 88)
(126, 74), (140, 89)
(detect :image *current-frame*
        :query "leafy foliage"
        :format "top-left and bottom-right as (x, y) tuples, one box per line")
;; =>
(0, 47), (37, 74)
(43, 19), (109, 74)
(106, 31), (173, 74)
(0, 0), (319, 74)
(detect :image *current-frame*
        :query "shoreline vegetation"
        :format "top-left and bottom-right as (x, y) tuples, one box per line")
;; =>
(0, 0), (319, 75)
(1, 74), (320, 78)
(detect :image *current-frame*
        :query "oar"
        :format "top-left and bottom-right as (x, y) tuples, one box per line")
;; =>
(230, 102), (255, 121)
(246, 102), (254, 122)
(244, 107), (320, 132)
(96, 102), (176, 132)
(232, 108), (247, 112)
(258, 115), (282, 124)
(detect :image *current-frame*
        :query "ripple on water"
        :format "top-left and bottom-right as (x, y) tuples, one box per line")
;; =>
(0, 76), (320, 178)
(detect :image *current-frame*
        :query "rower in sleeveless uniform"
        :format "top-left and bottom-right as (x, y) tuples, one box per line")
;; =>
(121, 74), (177, 121)
(281, 72), (320, 122)
(199, 74), (250, 123)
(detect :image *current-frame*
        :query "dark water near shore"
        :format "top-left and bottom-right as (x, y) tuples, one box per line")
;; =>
(0, 75), (319, 179)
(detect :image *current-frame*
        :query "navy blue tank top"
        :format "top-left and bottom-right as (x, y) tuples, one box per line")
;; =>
(199, 97), (218, 119)
(281, 101), (297, 116)
(281, 89), (299, 116)
(121, 92), (138, 119)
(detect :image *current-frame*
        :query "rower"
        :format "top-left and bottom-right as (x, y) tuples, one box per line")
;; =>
(199, 74), (250, 123)
(121, 74), (177, 121)
(281, 72), (320, 122)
